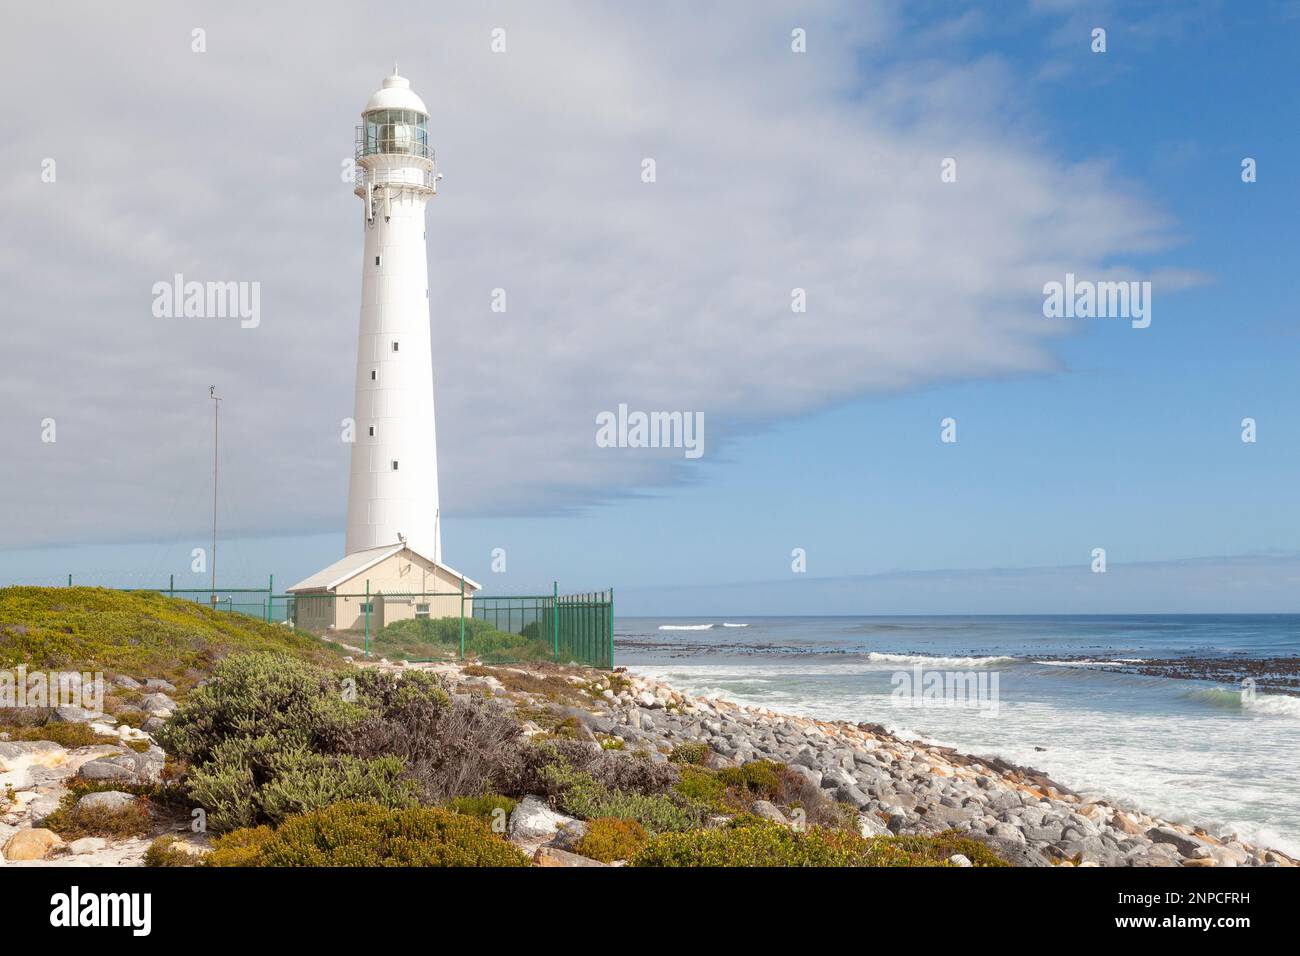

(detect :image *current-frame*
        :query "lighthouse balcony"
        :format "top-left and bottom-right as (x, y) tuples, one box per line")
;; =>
(353, 164), (438, 197)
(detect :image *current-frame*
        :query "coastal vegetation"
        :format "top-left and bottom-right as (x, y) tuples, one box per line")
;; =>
(3, 587), (1289, 869)
(369, 616), (551, 663)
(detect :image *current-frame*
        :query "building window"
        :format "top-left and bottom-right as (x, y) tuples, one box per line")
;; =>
(370, 370), (377, 381)
(368, 425), (375, 437)
(360, 602), (373, 613)
(415, 603), (430, 619)
(391, 460), (399, 471)
(374, 255), (381, 266)
(392, 341), (399, 352)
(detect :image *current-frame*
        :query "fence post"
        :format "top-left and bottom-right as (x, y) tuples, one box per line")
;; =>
(67, 574), (72, 587)
(168, 574), (174, 599)
(364, 579), (370, 657)
(607, 587), (614, 669)
(552, 581), (559, 660)
(459, 576), (466, 660)
(266, 574), (273, 623)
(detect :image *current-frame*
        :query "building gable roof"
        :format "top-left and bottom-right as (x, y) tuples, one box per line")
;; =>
(286, 544), (481, 593)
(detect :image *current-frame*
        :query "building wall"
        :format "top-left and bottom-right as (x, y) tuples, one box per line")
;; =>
(331, 548), (473, 631)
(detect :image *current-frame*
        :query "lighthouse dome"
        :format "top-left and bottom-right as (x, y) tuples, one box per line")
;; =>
(364, 71), (428, 116)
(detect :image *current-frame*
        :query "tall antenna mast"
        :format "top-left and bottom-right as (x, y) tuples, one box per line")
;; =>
(209, 386), (221, 607)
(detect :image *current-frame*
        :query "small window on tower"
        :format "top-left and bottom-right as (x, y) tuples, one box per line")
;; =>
(370, 370), (377, 381)
(392, 341), (399, 352)
(368, 426), (375, 437)
(375, 255), (381, 266)
(391, 460), (399, 471)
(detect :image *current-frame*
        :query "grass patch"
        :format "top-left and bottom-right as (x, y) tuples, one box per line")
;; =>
(43, 794), (153, 840)
(0, 586), (345, 692)
(0, 720), (115, 748)
(444, 793), (518, 826)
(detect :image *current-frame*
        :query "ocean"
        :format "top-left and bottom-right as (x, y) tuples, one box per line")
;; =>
(616, 615), (1300, 856)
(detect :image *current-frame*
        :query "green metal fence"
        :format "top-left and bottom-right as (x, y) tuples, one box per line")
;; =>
(111, 576), (613, 669)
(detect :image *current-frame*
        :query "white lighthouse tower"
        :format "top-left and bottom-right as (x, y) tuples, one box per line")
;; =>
(345, 69), (442, 561)
(286, 71), (481, 622)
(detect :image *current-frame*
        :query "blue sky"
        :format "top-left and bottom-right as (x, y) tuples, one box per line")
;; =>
(2, 2), (1297, 612)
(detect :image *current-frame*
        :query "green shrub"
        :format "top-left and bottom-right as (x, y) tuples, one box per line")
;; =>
(445, 793), (518, 825)
(206, 801), (531, 867)
(518, 740), (679, 799)
(575, 817), (648, 863)
(204, 826), (274, 867)
(631, 819), (948, 867)
(143, 836), (198, 867)
(541, 763), (707, 834)
(158, 652), (364, 767)
(158, 654), (420, 830)
(668, 742), (711, 765)
(369, 617), (551, 663)
(674, 766), (726, 808)
(631, 819), (984, 867)
(716, 760), (784, 799)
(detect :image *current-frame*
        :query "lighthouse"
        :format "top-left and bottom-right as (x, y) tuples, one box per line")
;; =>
(287, 70), (482, 626)
(344, 69), (442, 561)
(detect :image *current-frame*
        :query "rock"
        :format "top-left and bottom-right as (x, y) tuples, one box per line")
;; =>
(948, 853), (973, 867)
(68, 837), (108, 855)
(75, 790), (137, 813)
(141, 717), (167, 735)
(139, 693), (177, 714)
(785, 764), (822, 788)
(51, 706), (102, 723)
(836, 784), (871, 809)
(821, 766), (856, 789)
(507, 796), (580, 847)
(886, 812), (909, 834)
(636, 691), (659, 709)
(112, 675), (143, 691)
(1146, 826), (1208, 858)
(144, 679), (177, 693)
(1110, 810), (1143, 835)
(548, 820), (589, 852)
(857, 813), (890, 838)
(750, 800), (789, 825)
(3, 828), (63, 861)
(77, 757), (136, 783)
(534, 846), (608, 867)
(989, 822), (1026, 843)
(26, 792), (63, 825)
(76, 748), (163, 786)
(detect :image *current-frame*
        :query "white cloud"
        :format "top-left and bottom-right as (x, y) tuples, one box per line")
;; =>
(0, 1), (1176, 547)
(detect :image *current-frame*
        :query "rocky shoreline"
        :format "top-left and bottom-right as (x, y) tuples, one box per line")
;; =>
(2, 659), (1295, 867)
(493, 663), (1294, 868)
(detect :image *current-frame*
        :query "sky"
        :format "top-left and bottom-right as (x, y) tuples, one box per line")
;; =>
(1, 1), (1297, 613)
